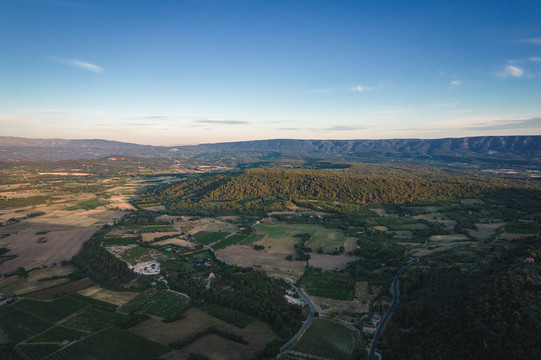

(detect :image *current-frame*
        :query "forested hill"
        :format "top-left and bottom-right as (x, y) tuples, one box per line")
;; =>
(135, 167), (541, 215)
(1, 135), (540, 162)
(187, 136), (541, 159)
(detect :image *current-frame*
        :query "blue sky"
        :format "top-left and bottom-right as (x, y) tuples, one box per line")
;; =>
(1, 0), (540, 145)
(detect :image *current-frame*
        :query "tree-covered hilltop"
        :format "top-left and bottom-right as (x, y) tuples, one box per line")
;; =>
(134, 166), (541, 215)
(383, 237), (541, 360)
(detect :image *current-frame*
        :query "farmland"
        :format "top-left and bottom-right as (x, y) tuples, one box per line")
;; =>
(120, 289), (188, 321)
(63, 307), (128, 332)
(0, 306), (52, 343)
(211, 234), (250, 250)
(193, 231), (229, 245)
(289, 318), (357, 360)
(28, 326), (86, 343)
(16, 344), (61, 360)
(12, 296), (89, 322)
(45, 326), (171, 360)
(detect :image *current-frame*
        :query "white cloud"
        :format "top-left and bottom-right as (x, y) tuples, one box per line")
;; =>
(520, 38), (541, 45)
(500, 65), (524, 77)
(449, 80), (461, 89)
(52, 58), (104, 73)
(351, 83), (383, 93)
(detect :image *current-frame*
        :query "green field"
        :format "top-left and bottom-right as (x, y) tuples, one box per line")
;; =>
(120, 246), (156, 264)
(120, 289), (161, 314)
(144, 225), (176, 232)
(291, 318), (357, 360)
(143, 290), (188, 321)
(192, 231), (229, 245)
(63, 307), (128, 332)
(120, 290), (187, 321)
(0, 306), (52, 343)
(12, 297), (89, 322)
(505, 227), (537, 234)
(239, 233), (264, 245)
(299, 269), (354, 300)
(256, 223), (347, 253)
(16, 344), (61, 360)
(211, 234), (249, 250)
(28, 326), (86, 343)
(45, 326), (171, 360)
(68, 293), (118, 311)
(103, 236), (140, 246)
(66, 198), (109, 211)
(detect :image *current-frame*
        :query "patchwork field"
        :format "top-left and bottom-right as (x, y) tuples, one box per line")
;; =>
(0, 265), (77, 296)
(215, 244), (306, 279)
(141, 232), (180, 242)
(254, 223), (350, 254)
(120, 289), (188, 321)
(131, 307), (276, 359)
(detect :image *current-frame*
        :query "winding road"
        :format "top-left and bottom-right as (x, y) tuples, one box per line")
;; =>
(280, 286), (316, 351)
(368, 250), (408, 360)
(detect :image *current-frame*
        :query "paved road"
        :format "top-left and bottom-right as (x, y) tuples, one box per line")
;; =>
(280, 286), (316, 351)
(368, 250), (408, 360)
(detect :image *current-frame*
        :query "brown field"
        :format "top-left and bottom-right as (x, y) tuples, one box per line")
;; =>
(501, 232), (535, 240)
(343, 237), (359, 253)
(354, 281), (380, 302)
(370, 208), (388, 217)
(372, 226), (388, 231)
(78, 285), (138, 306)
(306, 290), (372, 315)
(216, 245), (306, 279)
(141, 232), (180, 242)
(308, 254), (359, 270)
(467, 222), (505, 240)
(412, 214), (456, 229)
(429, 234), (470, 242)
(409, 242), (472, 257)
(132, 307), (277, 359)
(175, 218), (238, 235)
(0, 265), (77, 296)
(408, 206), (442, 213)
(153, 238), (195, 247)
(167, 335), (250, 360)
(24, 278), (93, 300)
(0, 221), (99, 274)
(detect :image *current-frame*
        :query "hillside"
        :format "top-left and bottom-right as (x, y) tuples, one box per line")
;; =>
(1, 136), (540, 163)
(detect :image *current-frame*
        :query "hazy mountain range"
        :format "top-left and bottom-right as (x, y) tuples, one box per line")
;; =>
(1, 136), (540, 164)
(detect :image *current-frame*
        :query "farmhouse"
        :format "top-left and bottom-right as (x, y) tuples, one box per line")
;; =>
(130, 261), (161, 275)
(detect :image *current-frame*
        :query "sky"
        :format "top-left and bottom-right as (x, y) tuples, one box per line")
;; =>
(1, 0), (541, 145)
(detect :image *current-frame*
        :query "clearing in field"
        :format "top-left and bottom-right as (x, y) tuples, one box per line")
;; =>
(467, 222), (505, 240)
(77, 285), (138, 307)
(370, 207), (389, 217)
(289, 318), (357, 360)
(215, 245), (306, 279)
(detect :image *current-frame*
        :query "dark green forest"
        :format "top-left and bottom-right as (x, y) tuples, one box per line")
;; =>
(134, 167), (541, 215)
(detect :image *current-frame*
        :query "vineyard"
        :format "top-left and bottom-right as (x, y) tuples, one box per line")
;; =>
(120, 289), (188, 321)
(16, 344), (61, 360)
(290, 318), (357, 360)
(211, 234), (250, 250)
(63, 307), (128, 332)
(192, 231), (229, 245)
(44, 326), (171, 360)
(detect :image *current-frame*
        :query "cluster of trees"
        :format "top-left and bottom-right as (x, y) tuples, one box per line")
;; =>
(71, 225), (135, 287)
(135, 168), (541, 216)
(383, 238), (541, 359)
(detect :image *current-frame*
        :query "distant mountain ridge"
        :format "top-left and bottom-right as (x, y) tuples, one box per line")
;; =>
(0, 135), (540, 162)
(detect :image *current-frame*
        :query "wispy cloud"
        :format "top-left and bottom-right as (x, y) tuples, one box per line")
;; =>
(351, 83), (383, 93)
(499, 65), (524, 78)
(449, 80), (462, 89)
(194, 118), (249, 125)
(323, 125), (370, 131)
(30, 109), (105, 115)
(519, 38), (541, 45)
(466, 117), (541, 131)
(52, 58), (104, 73)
